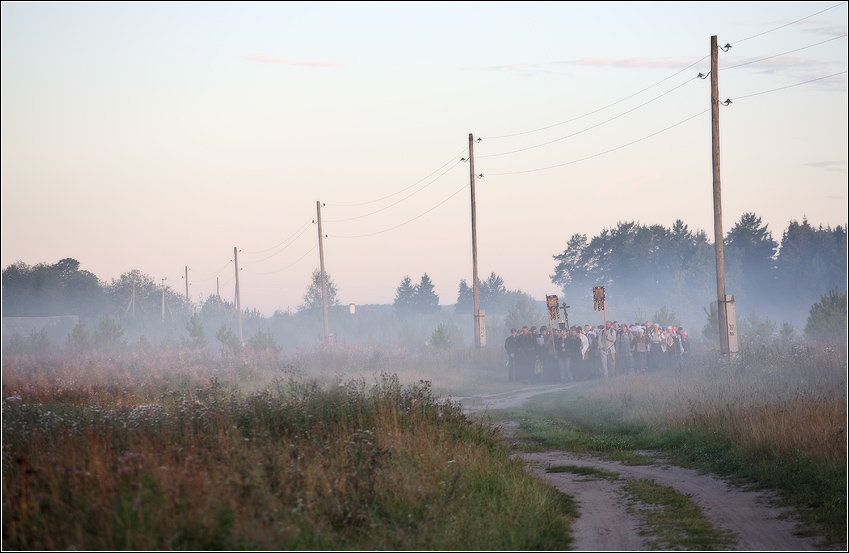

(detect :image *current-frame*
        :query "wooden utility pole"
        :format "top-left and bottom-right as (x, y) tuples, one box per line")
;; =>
(469, 133), (484, 348)
(316, 201), (331, 345)
(185, 266), (189, 299)
(234, 247), (243, 343)
(710, 36), (730, 354)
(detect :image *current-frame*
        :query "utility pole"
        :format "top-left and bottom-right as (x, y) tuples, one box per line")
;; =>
(234, 247), (243, 343)
(710, 35), (731, 355)
(316, 201), (331, 345)
(469, 133), (484, 348)
(184, 266), (190, 299)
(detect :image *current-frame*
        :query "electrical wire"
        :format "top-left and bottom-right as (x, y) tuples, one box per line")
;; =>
(241, 243), (319, 275)
(728, 1), (846, 46)
(238, 212), (316, 256)
(485, 109), (709, 176)
(239, 218), (315, 264)
(325, 157), (465, 223)
(479, 77), (700, 159)
(481, 57), (709, 141)
(326, 147), (468, 208)
(726, 70), (847, 101)
(329, 182), (469, 238)
(723, 34), (847, 72)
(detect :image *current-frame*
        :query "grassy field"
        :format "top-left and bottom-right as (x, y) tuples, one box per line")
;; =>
(3, 340), (846, 549)
(490, 341), (847, 548)
(2, 347), (574, 550)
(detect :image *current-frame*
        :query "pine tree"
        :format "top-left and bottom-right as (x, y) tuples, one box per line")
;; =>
(413, 273), (440, 315)
(393, 275), (417, 317)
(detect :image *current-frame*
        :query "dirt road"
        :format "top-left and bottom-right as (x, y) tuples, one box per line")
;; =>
(452, 384), (830, 551)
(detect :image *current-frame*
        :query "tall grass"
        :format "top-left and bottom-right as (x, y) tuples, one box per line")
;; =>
(2, 348), (574, 550)
(602, 343), (846, 464)
(509, 340), (847, 546)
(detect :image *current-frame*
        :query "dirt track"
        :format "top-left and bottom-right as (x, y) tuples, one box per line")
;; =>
(452, 383), (831, 551)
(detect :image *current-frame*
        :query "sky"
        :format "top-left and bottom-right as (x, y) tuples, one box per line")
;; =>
(2, 1), (847, 316)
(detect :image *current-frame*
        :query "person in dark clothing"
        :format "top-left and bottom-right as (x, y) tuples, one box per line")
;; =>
(538, 326), (556, 383)
(516, 326), (537, 383)
(504, 328), (519, 381)
(560, 326), (581, 382)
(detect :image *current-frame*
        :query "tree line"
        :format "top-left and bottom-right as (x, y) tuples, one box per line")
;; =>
(550, 213), (846, 333)
(2, 212), (845, 351)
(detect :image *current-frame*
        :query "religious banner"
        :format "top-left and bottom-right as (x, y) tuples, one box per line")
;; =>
(593, 286), (605, 311)
(546, 294), (560, 321)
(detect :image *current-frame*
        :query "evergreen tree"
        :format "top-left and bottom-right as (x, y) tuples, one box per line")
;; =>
(95, 314), (127, 352)
(413, 273), (440, 315)
(480, 272), (508, 312)
(393, 275), (417, 317)
(724, 212), (778, 302)
(454, 279), (473, 314)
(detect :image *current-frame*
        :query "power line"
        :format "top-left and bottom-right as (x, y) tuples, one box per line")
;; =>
(485, 109), (709, 176)
(723, 34), (847, 71)
(239, 212), (316, 256)
(325, 157), (465, 223)
(727, 70), (847, 101)
(728, 1), (846, 46)
(329, 182), (469, 238)
(241, 243), (319, 275)
(326, 147), (467, 208)
(479, 77), (699, 159)
(481, 57), (709, 142)
(240, 217), (315, 264)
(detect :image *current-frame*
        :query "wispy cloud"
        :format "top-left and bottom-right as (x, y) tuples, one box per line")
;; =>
(467, 57), (696, 72)
(789, 18), (847, 38)
(806, 160), (847, 173)
(246, 53), (344, 68)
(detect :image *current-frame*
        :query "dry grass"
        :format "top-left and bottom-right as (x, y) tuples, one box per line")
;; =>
(594, 342), (846, 463)
(2, 348), (574, 550)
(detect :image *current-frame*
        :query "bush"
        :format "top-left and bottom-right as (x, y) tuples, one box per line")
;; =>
(804, 287), (847, 341)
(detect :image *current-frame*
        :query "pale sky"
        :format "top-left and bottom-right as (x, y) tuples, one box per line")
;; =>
(2, 1), (847, 316)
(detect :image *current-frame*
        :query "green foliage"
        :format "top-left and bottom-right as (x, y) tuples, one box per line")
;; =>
(298, 268), (339, 312)
(95, 315), (126, 352)
(737, 311), (776, 340)
(183, 313), (207, 351)
(215, 325), (243, 355)
(393, 275), (417, 317)
(504, 298), (544, 331)
(414, 273), (440, 315)
(779, 321), (796, 339)
(776, 219), (847, 312)
(804, 287), (847, 341)
(1, 367), (574, 551)
(651, 307), (681, 329)
(2, 328), (57, 356)
(246, 328), (280, 353)
(701, 302), (719, 340)
(65, 321), (94, 352)
(430, 321), (464, 349)
(2, 258), (104, 317)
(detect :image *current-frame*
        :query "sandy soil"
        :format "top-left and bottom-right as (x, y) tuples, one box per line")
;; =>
(451, 383), (833, 551)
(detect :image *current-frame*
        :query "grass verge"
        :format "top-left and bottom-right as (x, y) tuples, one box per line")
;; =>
(486, 341), (847, 549)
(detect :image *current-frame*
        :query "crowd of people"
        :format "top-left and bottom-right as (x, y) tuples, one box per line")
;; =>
(503, 320), (690, 383)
